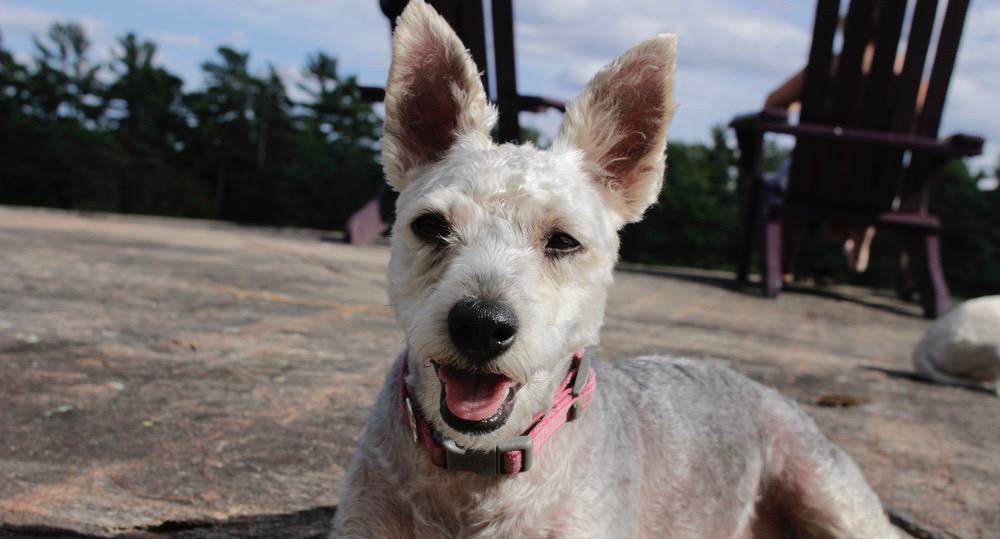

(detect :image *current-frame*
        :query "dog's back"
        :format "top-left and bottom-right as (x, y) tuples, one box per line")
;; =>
(583, 357), (898, 537)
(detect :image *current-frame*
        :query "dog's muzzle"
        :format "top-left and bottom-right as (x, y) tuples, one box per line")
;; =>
(399, 350), (596, 475)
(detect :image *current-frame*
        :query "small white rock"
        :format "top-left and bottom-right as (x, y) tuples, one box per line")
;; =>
(913, 295), (1000, 394)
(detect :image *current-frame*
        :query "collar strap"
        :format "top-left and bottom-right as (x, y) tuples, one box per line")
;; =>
(398, 351), (596, 476)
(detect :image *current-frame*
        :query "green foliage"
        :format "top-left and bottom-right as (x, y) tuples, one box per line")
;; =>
(620, 126), (740, 269)
(929, 161), (1000, 297)
(0, 23), (381, 229)
(771, 159), (1000, 298)
(1, 22), (997, 298)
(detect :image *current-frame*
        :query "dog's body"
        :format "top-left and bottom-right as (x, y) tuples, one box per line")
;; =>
(335, 356), (894, 538)
(333, 2), (897, 536)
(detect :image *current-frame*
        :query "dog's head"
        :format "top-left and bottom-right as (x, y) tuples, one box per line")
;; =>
(384, 0), (675, 449)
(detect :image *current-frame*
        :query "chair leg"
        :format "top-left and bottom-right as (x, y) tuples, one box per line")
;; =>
(896, 251), (916, 301)
(761, 213), (783, 298)
(908, 232), (950, 318)
(736, 181), (760, 284)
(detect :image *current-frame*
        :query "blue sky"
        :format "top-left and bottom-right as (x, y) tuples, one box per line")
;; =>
(1, 0), (997, 183)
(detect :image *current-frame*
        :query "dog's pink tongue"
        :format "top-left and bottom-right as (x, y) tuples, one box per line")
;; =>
(438, 366), (514, 421)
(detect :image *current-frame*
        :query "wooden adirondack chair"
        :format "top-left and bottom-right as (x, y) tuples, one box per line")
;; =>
(731, 0), (984, 318)
(361, 0), (565, 141)
(346, 0), (565, 244)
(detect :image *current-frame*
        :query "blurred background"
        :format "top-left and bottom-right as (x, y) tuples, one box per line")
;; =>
(0, 0), (997, 295)
(2, 2), (999, 536)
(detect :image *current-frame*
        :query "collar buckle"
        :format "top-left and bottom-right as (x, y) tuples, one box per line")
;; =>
(441, 435), (533, 475)
(568, 353), (592, 421)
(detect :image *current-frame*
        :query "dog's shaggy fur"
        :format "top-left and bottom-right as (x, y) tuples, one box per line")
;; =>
(332, 2), (898, 536)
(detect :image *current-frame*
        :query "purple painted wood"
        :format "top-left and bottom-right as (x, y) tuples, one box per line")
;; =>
(848, 0), (907, 212)
(779, 204), (942, 230)
(360, 0), (566, 141)
(873, 0), (941, 209)
(492, 0), (520, 143)
(358, 86), (386, 103)
(788, 0), (839, 205)
(752, 118), (982, 155)
(917, 0), (970, 138)
(829, 0), (875, 127)
(735, 127), (765, 283)
(457, 0), (491, 96)
(763, 214), (783, 297)
(897, 0), (972, 221)
(910, 231), (951, 318)
(729, 0), (983, 318)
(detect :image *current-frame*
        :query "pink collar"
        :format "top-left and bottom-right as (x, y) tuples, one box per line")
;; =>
(399, 351), (596, 476)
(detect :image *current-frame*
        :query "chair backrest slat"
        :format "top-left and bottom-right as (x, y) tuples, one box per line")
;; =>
(847, 0), (908, 211)
(872, 0), (941, 210)
(888, 0), (939, 133)
(898, 0), (971, 213)
(429, 0), (490, 94)
(492, 0), (521, 143)
(829, 0), (875, 127)
(458, 0), (490, 95)
(789, 0), (840, 205)
(787, 0), (970, 215)
(917, 0), (969, 137)
(815, 0), (875, 207)
(799, 0), (841, 123)
(855, 0), (908, 130)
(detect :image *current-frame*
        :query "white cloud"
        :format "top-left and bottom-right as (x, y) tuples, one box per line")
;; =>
(964, 4), (1000, 39)
(274, 63), (311, 103)
(182, 0), (393, 84)
(512, 0), (812, 141)
(1, 0), (996, 165)
(967, 142), (999, 185)
(0, 3), (55, 33)
(561, 59), (606, 87)
(0, 3), (111, 63)
(149, 31), (205, 49)
(943, 76), (1000, 142)
(226, 29), (248, 48)
(511, 0), (998, 156)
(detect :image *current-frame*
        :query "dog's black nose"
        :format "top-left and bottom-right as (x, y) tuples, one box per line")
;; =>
(447, 299), (518, 362)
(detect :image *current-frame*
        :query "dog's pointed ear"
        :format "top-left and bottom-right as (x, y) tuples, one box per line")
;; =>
(382, 0), (496, 191)
(554, 34), (677, 223)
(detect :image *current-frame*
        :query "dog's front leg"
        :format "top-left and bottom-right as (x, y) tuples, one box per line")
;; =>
(331, 457), (410, 539)
(331, 366), (414, 539)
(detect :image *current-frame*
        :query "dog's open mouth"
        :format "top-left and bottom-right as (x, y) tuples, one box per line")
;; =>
(434, 363), (520, 434)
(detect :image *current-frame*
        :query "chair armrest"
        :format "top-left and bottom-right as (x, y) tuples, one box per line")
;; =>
(729, 107), (790, 130)
(756, 121), (980, 157)
(358, 85), (386, 103)
(729, 108), (983, 158)
(943, 134), (984, 157)
(358, 86), (568, 115)
(730, 109), (789, 183)
(514, 95), (566, 113)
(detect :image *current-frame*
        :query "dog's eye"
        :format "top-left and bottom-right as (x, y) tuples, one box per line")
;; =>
(545, 232), (581, 255)
(411, 213), (451, 245)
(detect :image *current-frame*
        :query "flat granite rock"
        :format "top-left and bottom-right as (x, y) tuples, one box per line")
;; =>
(0, 207), (997, 538)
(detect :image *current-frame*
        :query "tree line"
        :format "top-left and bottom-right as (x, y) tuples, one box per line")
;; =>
(0, 23), (381, 229)
(1, 23), (997, 298)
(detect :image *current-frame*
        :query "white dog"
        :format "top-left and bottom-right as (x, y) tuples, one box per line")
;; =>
(332, 1), (898, 536)
(914, 295), (1000, 396)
